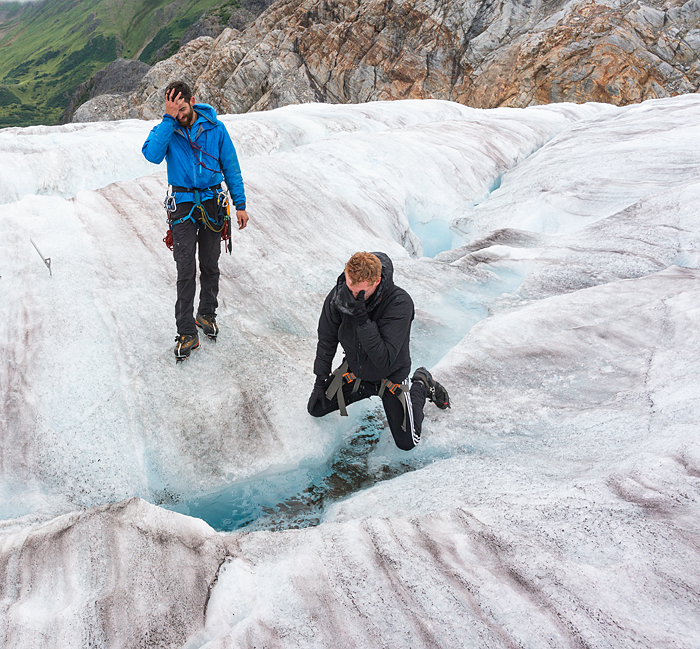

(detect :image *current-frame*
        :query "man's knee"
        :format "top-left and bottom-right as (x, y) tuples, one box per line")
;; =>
(394, 437), (416, 452)
(200, 259), (220, 277)
(199, 227), (220, 254)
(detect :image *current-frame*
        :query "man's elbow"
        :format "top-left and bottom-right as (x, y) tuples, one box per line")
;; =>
(142, 146), (161, 164)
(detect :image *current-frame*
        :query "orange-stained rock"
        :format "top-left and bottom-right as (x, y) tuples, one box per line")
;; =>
(74, 0), (700, 121)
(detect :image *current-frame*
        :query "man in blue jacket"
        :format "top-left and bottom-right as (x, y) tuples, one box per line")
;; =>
(142, 81), (248, 359)
(308, 251), (450, 450)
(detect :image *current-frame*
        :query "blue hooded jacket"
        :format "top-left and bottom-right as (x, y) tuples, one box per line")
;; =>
(142, 103), (246, 209)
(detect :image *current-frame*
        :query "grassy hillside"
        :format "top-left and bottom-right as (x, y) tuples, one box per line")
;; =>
(0, 0), (236, 127)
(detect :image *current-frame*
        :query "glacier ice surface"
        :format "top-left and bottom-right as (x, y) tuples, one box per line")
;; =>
(1, 96), (699, 648)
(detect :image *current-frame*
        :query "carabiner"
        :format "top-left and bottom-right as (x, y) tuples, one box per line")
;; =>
(217, 189), (229, 209)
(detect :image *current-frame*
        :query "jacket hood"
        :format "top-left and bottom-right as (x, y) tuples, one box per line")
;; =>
(333, 251), (395, 314)
(193, 103), (218, 124)
(372, 251), (394, 289)
(174, 104), (218, 136)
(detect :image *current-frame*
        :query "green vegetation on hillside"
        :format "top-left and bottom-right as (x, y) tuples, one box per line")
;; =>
(0, 85), (21, 105)
(137, 17), (191, 65)
(0, 0), (230, 128)
(212, 0), (241, 26)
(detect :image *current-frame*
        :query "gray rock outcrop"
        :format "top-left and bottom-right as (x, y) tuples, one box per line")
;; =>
(72, 0), (700, 122)
(60, 58), (150, 123)
(90, 57), (151, 97)
(180, 13), (225, 46)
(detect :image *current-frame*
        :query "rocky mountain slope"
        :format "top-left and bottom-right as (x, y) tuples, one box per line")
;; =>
(0, 0), (275, 127)
(73, 0), (700, 122)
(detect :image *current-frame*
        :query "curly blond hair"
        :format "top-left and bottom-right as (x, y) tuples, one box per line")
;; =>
(345, 252), (382, 284)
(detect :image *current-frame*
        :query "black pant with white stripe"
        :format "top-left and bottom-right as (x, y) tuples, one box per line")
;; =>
(309, 377), (428, 451)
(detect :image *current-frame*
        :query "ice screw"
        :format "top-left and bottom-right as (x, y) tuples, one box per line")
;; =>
(30, 238), (52, 277)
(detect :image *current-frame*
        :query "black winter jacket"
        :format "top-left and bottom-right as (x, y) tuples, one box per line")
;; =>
(313, 252), (414, 384)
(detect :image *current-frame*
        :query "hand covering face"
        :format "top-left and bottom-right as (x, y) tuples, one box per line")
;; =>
(333, 284), (371, 324)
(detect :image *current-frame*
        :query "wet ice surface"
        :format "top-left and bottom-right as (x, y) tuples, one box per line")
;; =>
(175, 409), (434, 532)
(2, 97), (700, 648)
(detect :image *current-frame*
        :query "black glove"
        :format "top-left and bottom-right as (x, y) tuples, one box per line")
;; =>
(307, 385), (327, 415)
(314, 373), (330, 388)
(334, 284), (369, 324)
(349, 290), (368, 324)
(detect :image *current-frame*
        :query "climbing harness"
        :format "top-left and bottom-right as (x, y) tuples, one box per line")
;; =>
(162, 184), (233, 253)
(170, 185), (219, 228)
(378, 377), (410, 433)
(325, 360), (362, 417)
(325, 360), (411, 432)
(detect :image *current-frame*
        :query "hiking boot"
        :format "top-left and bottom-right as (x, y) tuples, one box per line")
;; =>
(195, 313), (218, 339)
(174, 333), (200, 359)
(411, 367), (451, 409)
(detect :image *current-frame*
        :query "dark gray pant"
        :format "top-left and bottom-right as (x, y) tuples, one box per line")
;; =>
(171, 200), (221, 335)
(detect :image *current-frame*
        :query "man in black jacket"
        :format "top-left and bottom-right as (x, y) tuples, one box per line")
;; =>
(308, 251), (450, 450)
